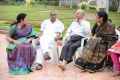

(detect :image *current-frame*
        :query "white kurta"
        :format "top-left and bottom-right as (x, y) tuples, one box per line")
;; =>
(115, 29), (120, 41)
(65, 19), (91, 38)
(63, 19), (91, 46)
(36, 19), (64, 64)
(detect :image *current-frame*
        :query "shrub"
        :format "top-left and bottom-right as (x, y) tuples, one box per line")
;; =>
(109, 4), (118, 11)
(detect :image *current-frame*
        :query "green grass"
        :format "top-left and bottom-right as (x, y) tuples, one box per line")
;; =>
(0, 5), (120, 31)
(0, 22), (10, 30)
(112, 20), (120, 27)
(109, 11), (120, 19)
(0, 5), (75, 20)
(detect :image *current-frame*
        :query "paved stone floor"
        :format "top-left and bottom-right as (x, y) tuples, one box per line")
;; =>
(0, 34), (120, 80)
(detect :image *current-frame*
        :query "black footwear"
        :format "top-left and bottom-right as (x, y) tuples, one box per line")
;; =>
(75, 58), (87, 70)
(85, 63), (96, 73)
(36, 64), (43, 70)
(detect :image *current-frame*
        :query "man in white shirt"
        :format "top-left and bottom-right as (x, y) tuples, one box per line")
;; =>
(58, 9), (91, 71)
(36, 10), (64, 70)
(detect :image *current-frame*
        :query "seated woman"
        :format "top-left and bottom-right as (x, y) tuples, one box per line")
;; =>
(91, 19), (112, 36)
(6, 13), (38, 75)
(108, 27), (120, 77)
(75, 11), (118, 73)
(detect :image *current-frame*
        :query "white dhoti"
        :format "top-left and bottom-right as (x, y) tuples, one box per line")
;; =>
(35, 19), (64, 65)
(36, 35), (58, 65)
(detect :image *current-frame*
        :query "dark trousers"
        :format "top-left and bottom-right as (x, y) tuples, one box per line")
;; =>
(60, 38), (82, 63)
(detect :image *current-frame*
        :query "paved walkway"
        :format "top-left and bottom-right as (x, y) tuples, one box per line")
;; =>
(0, 34), (120, 80)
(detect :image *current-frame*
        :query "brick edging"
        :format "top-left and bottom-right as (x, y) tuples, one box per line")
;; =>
(0, 30), (8, 35)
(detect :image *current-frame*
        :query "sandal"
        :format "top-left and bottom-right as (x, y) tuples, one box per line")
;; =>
(36, 64), (43, 70)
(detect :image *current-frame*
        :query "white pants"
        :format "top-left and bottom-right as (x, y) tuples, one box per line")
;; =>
(36, 47), (46, 65)
(36, 35), (58, 65)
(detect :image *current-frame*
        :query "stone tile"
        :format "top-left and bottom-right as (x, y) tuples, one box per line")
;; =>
(0, 34), (119, 80)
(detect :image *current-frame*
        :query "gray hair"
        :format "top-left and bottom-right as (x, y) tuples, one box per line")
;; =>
(76, 9), (85, 16)
(50, 9), (57, 14)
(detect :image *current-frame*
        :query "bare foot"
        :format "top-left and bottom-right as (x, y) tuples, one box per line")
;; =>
(58, 64), (65, 71)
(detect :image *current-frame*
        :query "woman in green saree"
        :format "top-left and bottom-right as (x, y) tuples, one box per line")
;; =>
(6, 13), (38, 75)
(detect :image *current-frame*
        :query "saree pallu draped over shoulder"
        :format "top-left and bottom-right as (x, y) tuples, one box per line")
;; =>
(6, 24), (38, 75)
(75, 21), (118, 72)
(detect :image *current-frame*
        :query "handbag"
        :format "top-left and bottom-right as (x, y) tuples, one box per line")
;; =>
(70, 34), (82, 42)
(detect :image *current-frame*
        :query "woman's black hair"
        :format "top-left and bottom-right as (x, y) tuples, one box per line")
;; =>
(97, 10), (108, 22)
(10, 13), (27, 26)
(91, 23), (98, 36)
